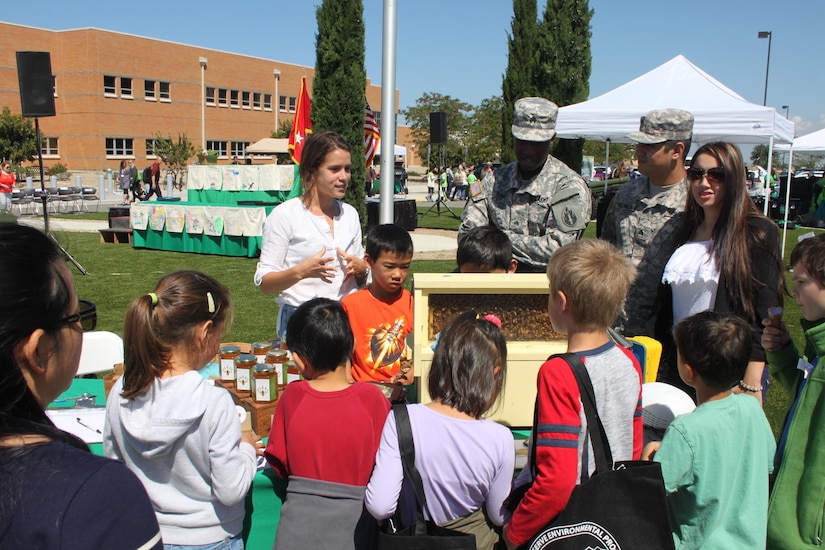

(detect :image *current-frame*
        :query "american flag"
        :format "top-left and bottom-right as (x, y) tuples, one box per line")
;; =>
(364, 103), (380, 168)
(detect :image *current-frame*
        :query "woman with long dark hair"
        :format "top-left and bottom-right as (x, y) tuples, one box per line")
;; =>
(656, 142), (784, 402)
(0, 224), (161, 548)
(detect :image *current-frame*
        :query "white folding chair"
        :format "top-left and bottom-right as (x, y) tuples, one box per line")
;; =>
(77, 331), (124, 376)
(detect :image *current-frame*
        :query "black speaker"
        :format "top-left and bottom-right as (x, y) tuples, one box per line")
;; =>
(430, 112), (447, 144)
(16, 51), (56, 118)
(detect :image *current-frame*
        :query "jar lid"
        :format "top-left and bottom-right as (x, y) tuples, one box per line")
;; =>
(235, 353), (258, 366)
(219, 345), (241, 354)
(252, 341), (273, 352)
(254, 363), (275, 374)
(266, 349), (288, 359)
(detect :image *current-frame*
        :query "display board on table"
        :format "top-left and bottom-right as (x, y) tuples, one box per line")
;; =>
(187, 164), (299, 205)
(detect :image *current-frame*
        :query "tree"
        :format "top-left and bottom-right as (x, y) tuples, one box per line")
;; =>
(271, 118), (294, 164)
(400, 93), (474, 168)
(501, 0), (541, 164)
(582, 140), (635, 168)
(750, 144), (781, 168)
(0, 106), (37, 164)
(313, 0), (367, 225)
(538, 0), (593, 173)
(154, 133), (196, 188)
(467, 96), (505, 166)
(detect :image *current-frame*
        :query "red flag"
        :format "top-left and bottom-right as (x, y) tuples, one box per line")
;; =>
(364, 103), (380, 168)
(288, 76), (312, 164)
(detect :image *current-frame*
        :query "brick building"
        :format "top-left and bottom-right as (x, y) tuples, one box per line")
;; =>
(0, 21), (419, 172)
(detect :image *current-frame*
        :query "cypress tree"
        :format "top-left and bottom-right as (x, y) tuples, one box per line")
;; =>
(313, 0), (367, 225)
(538, 0), (593, 173)
(501, 0), (541, 165)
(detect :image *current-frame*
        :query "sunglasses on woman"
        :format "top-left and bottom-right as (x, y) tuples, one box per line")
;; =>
(686, 167), (726, 184)
(58, 299), (97, 332)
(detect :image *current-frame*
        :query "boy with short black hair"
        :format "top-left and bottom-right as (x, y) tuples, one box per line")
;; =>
(645, 311), (775, 549)
(457, 226), (518, 273)
(763, 233), (825, 547)
(504, 239), (642, 548)
(342, 223), (414, 384)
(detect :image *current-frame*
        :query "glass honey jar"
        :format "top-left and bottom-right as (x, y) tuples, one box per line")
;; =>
(251, 341), (272, 364)
(218, 345), (241, 382)
(253, 363), (278, 403)
(265, 349), (289, 385)
(285, 360), (302, 385)
(234, 353), (257, 394)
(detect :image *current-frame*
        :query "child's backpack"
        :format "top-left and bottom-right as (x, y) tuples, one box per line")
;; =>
(142, 166), (153, 183)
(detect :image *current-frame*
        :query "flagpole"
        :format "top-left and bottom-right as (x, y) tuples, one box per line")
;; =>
(379, 0), (398, 224)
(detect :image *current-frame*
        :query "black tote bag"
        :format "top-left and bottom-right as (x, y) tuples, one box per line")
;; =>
(374, 404), (477, 550)
(515, 353), (674, 550)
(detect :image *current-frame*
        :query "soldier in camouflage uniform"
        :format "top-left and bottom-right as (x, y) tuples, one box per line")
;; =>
(601, 109), (694, 336)
(459, 97), (591, 272)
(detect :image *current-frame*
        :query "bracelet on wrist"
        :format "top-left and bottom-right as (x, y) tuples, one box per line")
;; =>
(738, 380), (763, 393)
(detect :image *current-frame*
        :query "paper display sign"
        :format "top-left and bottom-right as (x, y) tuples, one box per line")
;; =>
(46, 408), (106, 444)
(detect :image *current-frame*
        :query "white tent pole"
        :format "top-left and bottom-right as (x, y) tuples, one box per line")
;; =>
(604, 139), (610, 194)
(782, 148), (794, 258)
(764, 136), (774, 217)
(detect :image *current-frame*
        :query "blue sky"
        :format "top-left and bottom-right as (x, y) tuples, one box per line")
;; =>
(6, 0), (824, 139)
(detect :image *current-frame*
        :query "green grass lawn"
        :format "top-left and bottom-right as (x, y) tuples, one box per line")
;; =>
(59, 221), (821, 434)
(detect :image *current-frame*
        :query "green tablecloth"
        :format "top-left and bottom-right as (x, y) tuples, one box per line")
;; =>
(187, 189), (290, 205)
(131, 202), (275, 258)
(55, 378), (283, 550)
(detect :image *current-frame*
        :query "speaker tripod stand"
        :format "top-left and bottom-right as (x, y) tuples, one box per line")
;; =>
(419, 143), (460, 220)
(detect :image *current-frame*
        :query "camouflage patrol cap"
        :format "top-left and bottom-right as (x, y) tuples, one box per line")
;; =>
(511, 97), (558, 142)
(627, 109), (694, 144)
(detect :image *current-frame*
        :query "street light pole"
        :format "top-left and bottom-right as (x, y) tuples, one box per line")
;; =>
(782, 105), (789, 119)
(758, 31), (772, 106)
(274, 69), (281, 134)
(199, 57), (207, 151)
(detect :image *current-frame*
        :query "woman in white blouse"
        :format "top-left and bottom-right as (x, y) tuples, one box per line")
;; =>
(254, 131), (368, 340)
(655, 142), (783, 402)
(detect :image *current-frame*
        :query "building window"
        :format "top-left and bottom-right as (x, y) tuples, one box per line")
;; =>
(144, 80), (156, 100)
(120, 77), (133, 98)
(218, 89), (228, 107)
(146, 138), (159, 158)
(231, 141), (249, 157)
(253, 93), (261, 110)
(159, 81), (170, 101)
(279, 95), (287, 112)
(106, 137), (134, 157)
(206, 87), (215, 105)
(206, 140), (228, 157)
(230, 90), (239, 108)
(103, 75), (117, 96)
(41, 137), (59, 157)
(263, 94), (272, 111)
(242, 91), (250, 109)
(289, 96), (297, 113)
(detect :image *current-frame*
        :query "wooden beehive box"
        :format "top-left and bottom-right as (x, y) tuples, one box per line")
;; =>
(413, 273), (567, 428)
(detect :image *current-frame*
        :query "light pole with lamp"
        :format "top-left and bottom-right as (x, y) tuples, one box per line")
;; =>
(782, 105), (789, 119)
(199, 57), (207, 151)
(274, 69), (281, 133)
(758, 31), (772, 106)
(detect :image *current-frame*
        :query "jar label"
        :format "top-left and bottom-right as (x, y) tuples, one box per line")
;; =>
(274, 363), (284, 383)
(236, 368), (251, 391)
(287, 372), (301, 384)
(255, 377), (275, 402)
(220, 358), (236, 381)
(254, 352), (267, 365)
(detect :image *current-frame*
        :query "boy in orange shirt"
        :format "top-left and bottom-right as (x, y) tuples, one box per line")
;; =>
(342, 224), (414, 384)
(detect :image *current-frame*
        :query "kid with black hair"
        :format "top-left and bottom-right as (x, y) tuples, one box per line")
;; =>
(265, 297), (390, 550)
(366, 311), (514, 549)
(342, 223), (415, 384)
(457, 226), (518, 273)
(645, 311), (775, 549)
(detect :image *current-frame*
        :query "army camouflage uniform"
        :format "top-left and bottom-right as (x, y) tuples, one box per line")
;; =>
(459, 156), (591, 271)
(601, 175), (687, 336)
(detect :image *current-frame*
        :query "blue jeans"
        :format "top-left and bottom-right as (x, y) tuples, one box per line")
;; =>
(164, 533), (243, 550)
(277, 303), (299, 341)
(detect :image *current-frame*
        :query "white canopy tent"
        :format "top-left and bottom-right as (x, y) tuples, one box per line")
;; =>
(246, 138), (289, 154)
(774, 128), (825, 254)
(555, 55), (794, 145)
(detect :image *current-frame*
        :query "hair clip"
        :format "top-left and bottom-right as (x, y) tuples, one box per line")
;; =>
(207, 292), (216, 313)
(147, 292), (158, 306)
(482, 314), (502, 328)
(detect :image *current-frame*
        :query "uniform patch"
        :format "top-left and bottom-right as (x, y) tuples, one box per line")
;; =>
(551, 187), (587, 232)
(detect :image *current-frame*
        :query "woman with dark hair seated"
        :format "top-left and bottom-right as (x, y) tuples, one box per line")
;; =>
(0, 224), (162, 549)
